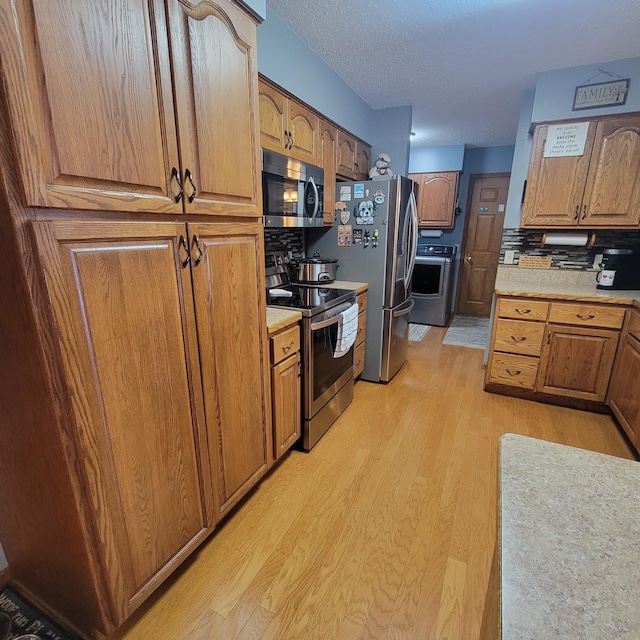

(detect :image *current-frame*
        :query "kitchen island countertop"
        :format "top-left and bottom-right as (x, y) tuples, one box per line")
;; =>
(500, 434), (640, 639)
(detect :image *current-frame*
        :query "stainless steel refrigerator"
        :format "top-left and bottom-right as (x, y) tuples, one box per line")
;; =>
(307, 175), (418, 382)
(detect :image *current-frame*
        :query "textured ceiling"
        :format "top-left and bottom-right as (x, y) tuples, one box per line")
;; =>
(266, 0), (640, 147)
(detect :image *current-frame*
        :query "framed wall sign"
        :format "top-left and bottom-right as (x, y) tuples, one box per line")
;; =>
(573, 79), (630, 111)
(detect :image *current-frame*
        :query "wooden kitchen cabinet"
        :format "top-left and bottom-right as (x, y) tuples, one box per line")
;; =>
(486, 297), (549, 390)
(354, 290), (368, 378)
(537, 324), (619, 402)
(336, 129), (371, 181)
(259, 78), (319, 164)
(189, 222), (271, 518)
(270, 324), (302, 459)
(486, 297), (625, 404)
(319, 119), (338, 224)
(0, 0), (261, 217)
(522, 114), (640, 228)
(608, 309), (640, 448)
(2, 219), (270, 637)
(409, 171), (459, 228)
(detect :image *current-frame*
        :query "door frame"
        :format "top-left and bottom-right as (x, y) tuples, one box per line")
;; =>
(454, 172), (510, 315)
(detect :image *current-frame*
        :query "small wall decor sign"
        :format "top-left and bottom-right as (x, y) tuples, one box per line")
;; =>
(573, 79), (630, 111)
(544, 122), (590, 158)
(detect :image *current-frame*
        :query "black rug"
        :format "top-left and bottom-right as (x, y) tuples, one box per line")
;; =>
(0, 587), (78, 640)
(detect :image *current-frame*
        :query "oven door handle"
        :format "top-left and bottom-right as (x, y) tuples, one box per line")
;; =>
(306, 176), (319, 222)
(310, 315), (342, 331)
(393, 300), (415, 317)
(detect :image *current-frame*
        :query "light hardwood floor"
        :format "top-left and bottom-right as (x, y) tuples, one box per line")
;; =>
(113, 326), (635, 640)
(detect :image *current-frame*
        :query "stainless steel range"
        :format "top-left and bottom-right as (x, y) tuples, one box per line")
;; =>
(266, 255), (357, 450)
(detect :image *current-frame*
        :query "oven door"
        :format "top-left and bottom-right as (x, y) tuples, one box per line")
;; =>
(304, 304), (355, 419)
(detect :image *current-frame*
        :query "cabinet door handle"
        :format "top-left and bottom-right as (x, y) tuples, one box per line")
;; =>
(510, 335), (527, 342)
(581, 204), (587, 220)
(515, 308), (531, 314)
(171, 167), (183, 203)
(282, 341), (294, 353)
(192, 234), (203, 266)
(506, 369), (521, 376)
(184, 168), (197, 203)
(574, 204), (579, 221)
(577, 313), (595, 320)
(179, 235), (191, 268)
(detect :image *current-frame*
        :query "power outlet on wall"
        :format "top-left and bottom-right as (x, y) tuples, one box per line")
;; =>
(504, 250), (516, 265)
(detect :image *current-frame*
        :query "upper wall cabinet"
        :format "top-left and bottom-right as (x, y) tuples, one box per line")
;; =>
(258, 78), (319, 164)
(0, 0), (261, 216)
(336, 129), (371, 181)
(522, 114), (640, 228)
(409, 171), (459, 228)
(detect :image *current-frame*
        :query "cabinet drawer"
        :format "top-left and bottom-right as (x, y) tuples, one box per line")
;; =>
(356, 290), (368, 313)
(356, 310), (367, 346)
(489, 353), (539, 389)
(548, 302), (625, 329)
(271, 325), (300, 365)
(627, 309), (640, 343)
(498, 298), (549, 322)
(493, 319), (545, 356)
(354, 342), (365, 378)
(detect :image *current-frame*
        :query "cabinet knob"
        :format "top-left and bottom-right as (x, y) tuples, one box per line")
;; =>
(515, 308), (531, 314)
(506, 369), (521, 376)
(185, 168), (197, 203)
(577, 313), (595, 320)
(574, 204), (580, 221)
(171, 167), (183, 203)
(510, 335), (527, 342)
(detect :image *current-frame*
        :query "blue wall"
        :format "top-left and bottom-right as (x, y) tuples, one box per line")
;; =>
(257, 9), (412, 172)
(409, 144), (465, 173)
(241, 0), (266, 20)
(372, 106), (413, 177)
(532, 56), (640, 124)
(257, 9), (374, 143)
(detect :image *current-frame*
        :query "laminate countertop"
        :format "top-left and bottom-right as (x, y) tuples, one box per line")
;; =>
(500, 434), (640, 639)
(495, 266), (640, 305)
(266, 308), (302, 335)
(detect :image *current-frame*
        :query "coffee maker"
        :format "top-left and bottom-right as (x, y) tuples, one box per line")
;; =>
(596, 248), (640, 290)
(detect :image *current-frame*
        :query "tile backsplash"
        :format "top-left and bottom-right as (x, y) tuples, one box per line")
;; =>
(500, 229), (640, 270)
(264, 229), (304, 260)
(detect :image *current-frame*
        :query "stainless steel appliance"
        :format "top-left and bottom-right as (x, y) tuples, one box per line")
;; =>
(262, 148), (324, 228)
(410, 244), (457, 326)
(296, 255), (339, 283)
(266, 254), (357, 450)
(596, 248), (640, 290)
(307, 175), (418, 383)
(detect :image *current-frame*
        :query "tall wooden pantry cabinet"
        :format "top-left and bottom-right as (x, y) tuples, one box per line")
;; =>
(0, 1), (271, 638)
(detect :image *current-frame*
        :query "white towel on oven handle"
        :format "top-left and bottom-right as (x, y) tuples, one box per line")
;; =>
(333, 302), (359, 358)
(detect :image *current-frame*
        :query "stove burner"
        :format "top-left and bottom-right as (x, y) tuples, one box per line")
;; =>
(267, 284), (356, 316)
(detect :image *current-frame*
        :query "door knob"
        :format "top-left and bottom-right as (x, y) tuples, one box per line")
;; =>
(465, 255), (472, 264)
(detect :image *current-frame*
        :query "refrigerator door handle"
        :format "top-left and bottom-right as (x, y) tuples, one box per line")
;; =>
(393, 299), (415, 317)
(404, 190), (419, 290)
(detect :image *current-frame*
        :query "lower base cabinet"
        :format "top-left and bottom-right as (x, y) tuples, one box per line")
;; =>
(486, 296), (625, 406)
(354, 289), (368, 378)
(608, 309), (640, 448)
(270, 324), (301, 459)
(5, 219), (270, 637)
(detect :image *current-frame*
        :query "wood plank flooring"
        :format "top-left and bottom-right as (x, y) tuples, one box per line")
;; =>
(113, 326), (635, 640)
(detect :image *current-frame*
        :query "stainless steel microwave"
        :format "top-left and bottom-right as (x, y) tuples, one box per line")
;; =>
(262, 148), (324, 228)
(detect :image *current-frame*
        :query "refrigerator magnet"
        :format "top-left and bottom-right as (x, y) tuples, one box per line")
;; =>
(355, 200), (377, 225)
(354, 183), (365, 198)
(339, 186), (352, 201)
(374, 190), (385, 205)
(353, 228), (363, 244)
(336, 202), (350, 224)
